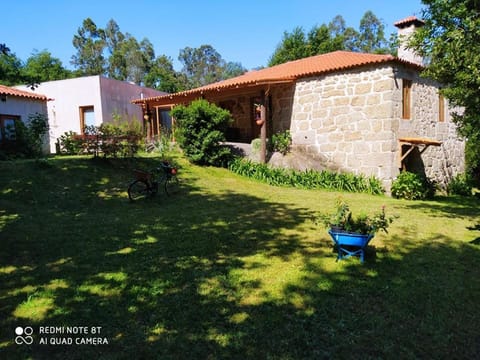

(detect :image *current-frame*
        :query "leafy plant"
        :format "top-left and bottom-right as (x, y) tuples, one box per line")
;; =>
(270, 130), (292, 155)
(391, 171), (436, 200)
(58, 131), (84, 154)
(318, 198), (394, 235)
(228, 157), (385, 194)
(447, 173), (473, 196)
(57, 120), (142, 158)
(171, 99), (233, 166)
(8, 112), (49, 158)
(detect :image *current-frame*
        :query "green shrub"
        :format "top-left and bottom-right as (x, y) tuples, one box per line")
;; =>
(447, 173), (473, 196)
(228, 157), (384, 194)
(9, 112), (49, 158)
(270, 130), (292, 155)
(58, 120), (142, 158)
(391, 171), (436, 200)
(58, 131), (84, 154)
(171, 99), (233, 166)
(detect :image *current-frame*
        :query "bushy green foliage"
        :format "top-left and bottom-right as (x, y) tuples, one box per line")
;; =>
(447, 173), (473, 196)
(171, 99), (233, 166)
(410, 0), (480, 181)
(317, 198), (394, 235)
(228, 157), (384, 194)
(58, 120), (142, 157)
(391, 171), (436, 200)
(465, 135), (480, 187)
(270, 130), (292, 155)
(3, 112), (49, 158)
(58, 131), (84, 154)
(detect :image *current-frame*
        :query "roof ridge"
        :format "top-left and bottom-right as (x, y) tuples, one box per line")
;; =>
(133, 50), (420, 105)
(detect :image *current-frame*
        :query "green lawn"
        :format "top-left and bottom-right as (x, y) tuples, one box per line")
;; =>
(1, 155), (479, 359)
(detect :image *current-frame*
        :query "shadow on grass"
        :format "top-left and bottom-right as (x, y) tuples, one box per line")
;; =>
(395, 194), (479, 219)
(1, 157), (479, 359)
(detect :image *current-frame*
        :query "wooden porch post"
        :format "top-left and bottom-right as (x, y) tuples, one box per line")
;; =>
(259, 90), (267, 163)
(143, 104), (152, 141)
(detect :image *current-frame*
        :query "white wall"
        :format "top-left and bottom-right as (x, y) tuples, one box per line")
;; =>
(17, 76), (165, 153)
(0, 96), (49, 153)
(0, 96), (47, 121)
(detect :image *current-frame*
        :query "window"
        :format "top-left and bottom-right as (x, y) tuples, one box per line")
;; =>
(0, 115), (19, 143)
(438, 93), (445, 122)
(402, 79), (412, 119)
(80, 106), (95, 133)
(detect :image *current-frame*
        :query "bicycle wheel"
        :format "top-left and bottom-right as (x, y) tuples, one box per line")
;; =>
(164, 175), (179, 196)
(128, 180), (150, 201)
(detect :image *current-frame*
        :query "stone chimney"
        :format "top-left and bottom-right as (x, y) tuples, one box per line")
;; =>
(394, 16), (425, 65)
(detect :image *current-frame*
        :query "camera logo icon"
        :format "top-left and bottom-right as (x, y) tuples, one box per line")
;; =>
(15, 326), (33, 345)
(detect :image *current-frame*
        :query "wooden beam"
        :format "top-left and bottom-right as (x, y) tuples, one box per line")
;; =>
(260, 98), (267, 163)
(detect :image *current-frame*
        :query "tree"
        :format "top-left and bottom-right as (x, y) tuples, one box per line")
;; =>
(308, 24), (344, 55)
(268, 27), (309, 66)
(0, 46), (23, 85)
(22, 50), (72, 82)
(357, 11), (389, 53)
(71, 18), (106, 75)
(105, 19), (126, 79)
(328, 15), (360, 52)
(410, 0), (480, 183)
(178, 45), (224, 88)
(144, 55), (188, 93)
(268, 12), (391, 66)
(221, 61), (246, 80)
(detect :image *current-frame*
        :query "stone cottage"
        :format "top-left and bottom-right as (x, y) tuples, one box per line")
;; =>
(133, 16), (464, 191)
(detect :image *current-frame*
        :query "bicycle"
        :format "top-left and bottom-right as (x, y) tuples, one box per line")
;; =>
(127, 160), (179, 201)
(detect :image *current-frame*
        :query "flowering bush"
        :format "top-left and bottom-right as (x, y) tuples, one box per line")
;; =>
(317, 198), (394, 235)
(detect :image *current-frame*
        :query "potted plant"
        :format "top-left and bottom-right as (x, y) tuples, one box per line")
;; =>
(317, 198), (394, 262)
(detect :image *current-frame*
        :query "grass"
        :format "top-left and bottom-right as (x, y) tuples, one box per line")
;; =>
(1, 154), (479, 359)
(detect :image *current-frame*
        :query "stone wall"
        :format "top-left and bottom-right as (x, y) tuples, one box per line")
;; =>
(288, 64), (465, 191)
(394, 68), (465, 188)
(289, 65), (398, 190)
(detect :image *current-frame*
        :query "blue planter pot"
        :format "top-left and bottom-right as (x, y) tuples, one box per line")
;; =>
(328, 230), (374, 263)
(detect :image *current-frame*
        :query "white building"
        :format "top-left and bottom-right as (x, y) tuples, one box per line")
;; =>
(0, 84), (49, 153)
(16, 76), (166, 153)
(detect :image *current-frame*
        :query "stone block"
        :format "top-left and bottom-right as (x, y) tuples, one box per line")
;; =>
(328, 132), (344, 142)
(352, 142), (370, 154)
(319, 143), (337, 152)
(294, 112), (309, 121)
(374, 79), (393, 92)
(312, 109), (328, 119)
(292, 131), (316, 145)
(298, 94), (317, 105)
(355, 83), (372, 95)
(330, 106), (350, 116)
(351, 96), (366, 106)
(298, 121), (310, 130)
(362, 152), (392, 166)
(334, 97), (350, 106)
(356, 120), (371, 131)
(366, 94), (381, 105)
(323, 89), (345, 97)
(365, 103), (392, 119)
(344, 131), (362, 141)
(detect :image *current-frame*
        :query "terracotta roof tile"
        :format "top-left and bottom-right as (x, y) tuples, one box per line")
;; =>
(0, 84), (48, 101)
(394, 16), (425, 28)
(134, 51), (421, 105)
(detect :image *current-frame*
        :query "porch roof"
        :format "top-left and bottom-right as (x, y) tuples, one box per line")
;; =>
(0, 84), (48, 101)
(133, 50), (422, 108)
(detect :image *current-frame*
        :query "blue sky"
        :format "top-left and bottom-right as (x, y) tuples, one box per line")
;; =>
(2, 0), (424, 71)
